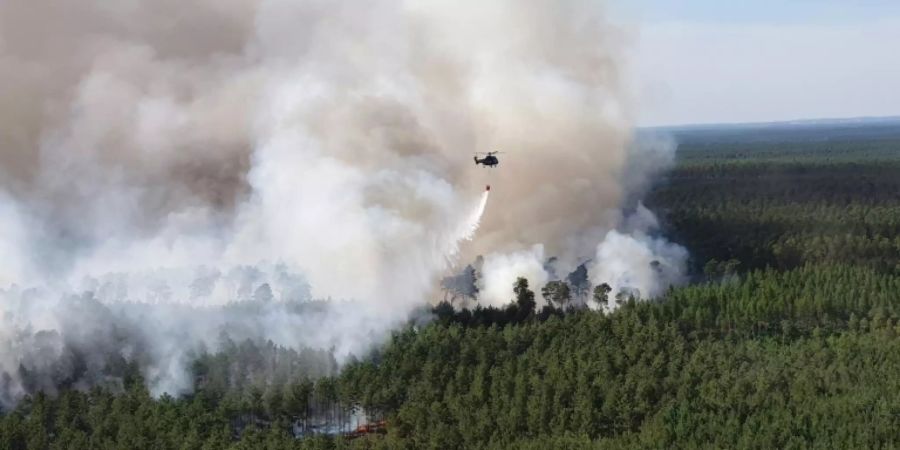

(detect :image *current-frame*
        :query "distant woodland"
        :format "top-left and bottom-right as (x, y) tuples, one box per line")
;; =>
(5, 122), (900, 449)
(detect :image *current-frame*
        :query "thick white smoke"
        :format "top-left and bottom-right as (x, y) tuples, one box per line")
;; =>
(0, 0), (683, 404)
(589, 202), (687, 304)
(478, 245), (551, 308)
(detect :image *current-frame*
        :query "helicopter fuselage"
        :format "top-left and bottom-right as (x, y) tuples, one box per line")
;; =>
(474, 155), (499, 167)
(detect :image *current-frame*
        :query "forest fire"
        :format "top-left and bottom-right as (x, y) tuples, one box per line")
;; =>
(346, 421), (388, 439)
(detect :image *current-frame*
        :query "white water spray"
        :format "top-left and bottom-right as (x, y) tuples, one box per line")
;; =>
(454, 190), (490, 250)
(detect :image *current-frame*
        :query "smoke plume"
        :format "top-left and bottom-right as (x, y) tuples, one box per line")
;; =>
(476, 135), (686, 307)
(0, 0), (682, 404)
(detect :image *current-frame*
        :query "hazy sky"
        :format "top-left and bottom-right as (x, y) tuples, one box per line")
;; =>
(616, 1), (900, 126)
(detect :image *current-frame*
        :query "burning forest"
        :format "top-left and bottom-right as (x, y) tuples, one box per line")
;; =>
(0, 0), (684, 407)
(2, 0), (897, 448)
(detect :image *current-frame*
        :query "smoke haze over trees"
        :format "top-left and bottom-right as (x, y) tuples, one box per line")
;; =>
(0, 0), (685, 406)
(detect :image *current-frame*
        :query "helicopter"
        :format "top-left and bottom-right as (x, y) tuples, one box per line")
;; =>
(474, 151), (502, 168)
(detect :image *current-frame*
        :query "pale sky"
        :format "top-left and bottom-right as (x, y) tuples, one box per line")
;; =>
(614, 1), (900, 126)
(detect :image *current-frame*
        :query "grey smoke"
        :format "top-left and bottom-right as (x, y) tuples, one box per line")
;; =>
(0, 0), (683, 404)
